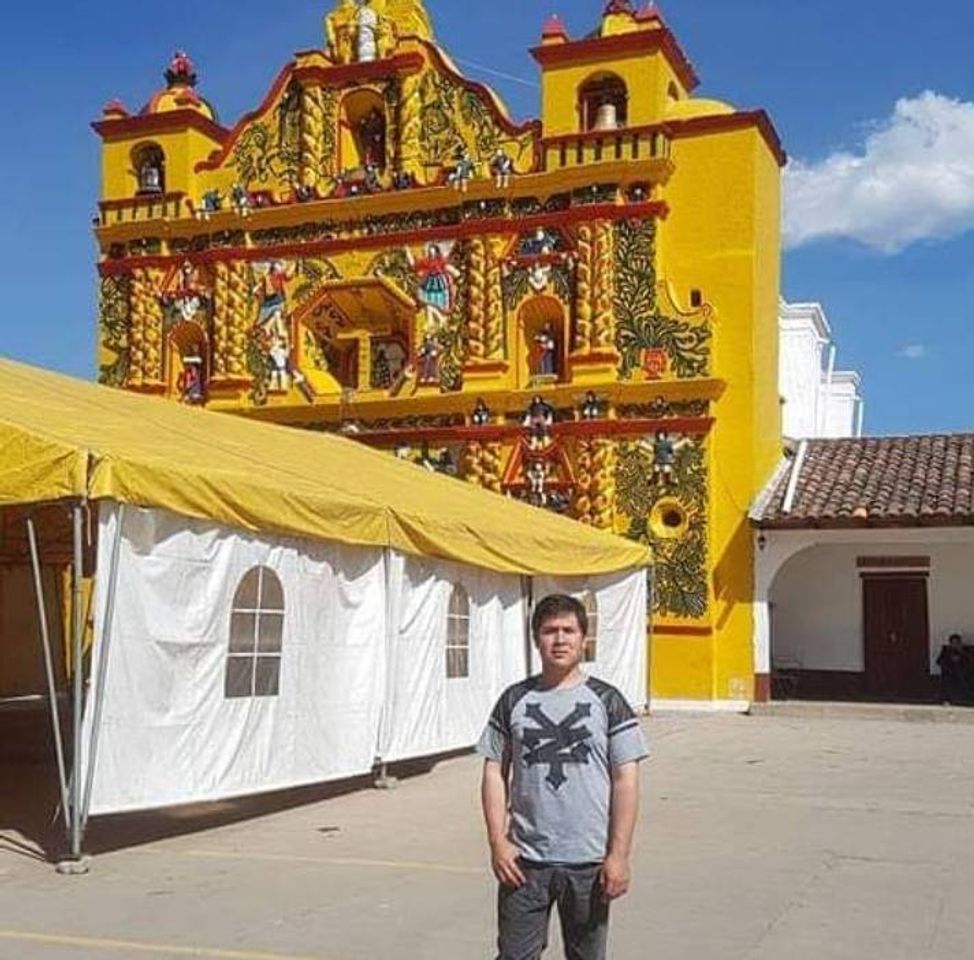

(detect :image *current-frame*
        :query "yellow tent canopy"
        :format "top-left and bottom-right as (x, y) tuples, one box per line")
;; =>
(0, 358), (650, 576)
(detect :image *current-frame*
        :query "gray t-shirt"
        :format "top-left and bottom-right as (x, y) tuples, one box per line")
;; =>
(477, 675), (649, 865)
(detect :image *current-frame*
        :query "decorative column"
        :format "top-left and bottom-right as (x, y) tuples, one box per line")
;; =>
(591, 438), (617, 530)
(130, 268), (163, 387)
(217, 260), (252, 379)
(485, 238), (506, 359)
(467, 238), (487, 361)
(592, 221), (615, 351)
(573, 225), (594, 354)
(573, 438), (596, 525)
(300, 84), (326, 187)
(398, 71), (424, 182)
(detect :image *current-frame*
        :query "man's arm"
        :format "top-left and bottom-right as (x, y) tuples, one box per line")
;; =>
(481, 759), (525, 889)
(601, 761), (640, 901)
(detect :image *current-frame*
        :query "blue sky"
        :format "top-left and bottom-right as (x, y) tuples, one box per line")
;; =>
(1, 0), (972, 435)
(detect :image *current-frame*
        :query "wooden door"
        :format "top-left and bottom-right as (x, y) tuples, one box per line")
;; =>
(862, 577), (930, 700)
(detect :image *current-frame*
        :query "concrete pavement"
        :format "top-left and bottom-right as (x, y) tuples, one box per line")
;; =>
(1, 712), (973, 959)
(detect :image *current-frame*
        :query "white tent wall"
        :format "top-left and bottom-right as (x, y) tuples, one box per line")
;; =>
(82, 504), (387, 816)
(379, 552), (528, 764)
(533, 571), (649, 711)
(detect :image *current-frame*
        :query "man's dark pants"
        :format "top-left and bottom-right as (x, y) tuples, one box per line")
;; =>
(497, 861), (609, 960)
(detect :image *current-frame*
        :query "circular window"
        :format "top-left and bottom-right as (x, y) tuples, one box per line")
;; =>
(650, 499), (689, 540)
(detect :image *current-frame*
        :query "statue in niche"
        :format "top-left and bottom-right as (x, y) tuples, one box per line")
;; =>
(532, 324), (558, 378)
(177, 354), (205, 405)
(416, 334), (441, 385)
(358, 107), (387, 169)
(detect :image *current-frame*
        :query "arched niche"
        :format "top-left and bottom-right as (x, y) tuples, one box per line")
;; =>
(518, 296), (567, 389)
(168, 319), (209, 404)
(578, 72), (629, 132)
(132, 142), (166, 195)
(339, 88), (388, 172)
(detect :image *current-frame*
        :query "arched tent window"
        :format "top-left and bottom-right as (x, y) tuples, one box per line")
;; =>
(579, 73), (629, 132)
(582, 591), (599, 663)
(225, 567), (285, 699)
(133, 143), (166, 195)
(446, 585), (471, 679)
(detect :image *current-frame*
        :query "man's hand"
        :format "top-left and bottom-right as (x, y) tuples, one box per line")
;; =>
(600, 852), (631, 901)
(490, 837), (526, 889)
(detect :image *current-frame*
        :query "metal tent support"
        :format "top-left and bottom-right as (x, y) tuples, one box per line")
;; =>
(25, 516), (70, 838)
(59, 503), (88, 874)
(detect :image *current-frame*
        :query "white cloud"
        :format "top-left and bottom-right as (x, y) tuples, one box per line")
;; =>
(784, 92), (974, 253)
(897, 344), (928, 360)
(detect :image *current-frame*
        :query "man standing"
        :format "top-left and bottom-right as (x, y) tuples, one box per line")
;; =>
(478, 594), (648, 960)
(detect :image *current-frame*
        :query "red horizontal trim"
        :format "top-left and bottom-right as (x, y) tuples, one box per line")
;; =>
(531, 28), (699, 93)
(462, 361), (509, 375)
(93, 109), (228, 144)
(856, 556), (931, 569)
(97, 200), (668, 273)
(652, 624), (713, 637)
(330, 416), (713, 449)
(293, 51), (425, 89)
(667, 111), (787, 168)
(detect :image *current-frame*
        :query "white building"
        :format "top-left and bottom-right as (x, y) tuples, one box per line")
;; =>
(779, 299), (864, 440)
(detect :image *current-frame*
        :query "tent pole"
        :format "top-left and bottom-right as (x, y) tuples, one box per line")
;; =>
(522, 577), (534, 679)
(67, 503), (86, 867)
(25, 516), (70, 838)
(80, 504), (125, 829)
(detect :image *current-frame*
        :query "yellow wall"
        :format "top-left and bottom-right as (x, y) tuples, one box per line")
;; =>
(94, 6), (784, 707)
(653, 125), (782, 702)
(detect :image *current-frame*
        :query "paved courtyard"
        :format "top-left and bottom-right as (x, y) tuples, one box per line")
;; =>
(1, 710), (973, 959)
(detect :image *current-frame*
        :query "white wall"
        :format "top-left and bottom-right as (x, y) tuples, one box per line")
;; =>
(770, 539), (974, 674)
(823, 372), (863, 439)
(778, 300), (863, 440)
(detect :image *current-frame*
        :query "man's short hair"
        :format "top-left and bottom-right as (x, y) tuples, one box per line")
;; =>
(532, 594), (588, 640)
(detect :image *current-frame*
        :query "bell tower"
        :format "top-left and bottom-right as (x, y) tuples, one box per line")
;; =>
(532, 2), (698, 140)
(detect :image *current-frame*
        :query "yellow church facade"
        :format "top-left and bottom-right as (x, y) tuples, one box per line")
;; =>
(94, 0), (785, 707)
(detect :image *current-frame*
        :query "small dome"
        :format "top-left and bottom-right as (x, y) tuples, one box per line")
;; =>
(665, 97), (735, 121)
(141, 51), (218, 122)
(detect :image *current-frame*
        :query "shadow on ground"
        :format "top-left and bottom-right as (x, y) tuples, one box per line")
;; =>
(0, 706), (464, 865)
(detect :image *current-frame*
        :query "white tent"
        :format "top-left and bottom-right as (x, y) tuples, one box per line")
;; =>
(0, 359), (651, 858)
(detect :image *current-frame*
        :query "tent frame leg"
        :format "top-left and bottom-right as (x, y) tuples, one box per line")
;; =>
(373, 762), (398, 790)
(25, 516), (71, 841)
(58, 503), (89, 875)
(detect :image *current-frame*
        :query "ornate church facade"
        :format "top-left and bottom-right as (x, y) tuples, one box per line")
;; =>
(94, 0), (785, 707)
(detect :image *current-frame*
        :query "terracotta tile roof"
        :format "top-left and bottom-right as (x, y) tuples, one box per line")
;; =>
(752, 435), (974, 529)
